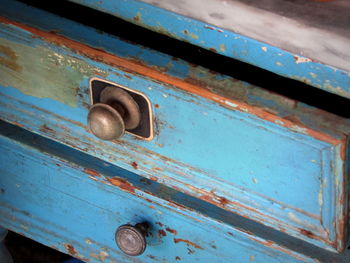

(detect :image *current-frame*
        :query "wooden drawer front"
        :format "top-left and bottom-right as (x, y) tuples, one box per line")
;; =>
(0, 6), (348, 252)
(0, 124), (319, 263)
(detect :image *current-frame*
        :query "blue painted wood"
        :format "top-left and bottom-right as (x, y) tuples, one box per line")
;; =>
(67, 0), (350, 99)
(1, 0), (349, 134)
(0, 1), (348, 252)
(0, 124), (323, 263)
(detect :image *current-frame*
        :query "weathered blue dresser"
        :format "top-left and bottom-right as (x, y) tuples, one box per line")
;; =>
(0, 0), (349, 262)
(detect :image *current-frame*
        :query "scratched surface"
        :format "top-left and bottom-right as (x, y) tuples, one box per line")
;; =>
(0, 0), (349, 253)
(67, 0), (350, 99)
(0, 123), (324, 263)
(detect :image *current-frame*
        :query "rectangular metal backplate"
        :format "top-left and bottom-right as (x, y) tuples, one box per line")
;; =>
(90, 78), (153, 140)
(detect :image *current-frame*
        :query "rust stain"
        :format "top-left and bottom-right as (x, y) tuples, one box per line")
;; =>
(40, 124), (54, 133)
(204, 25), (215, 30)
(106, 177), (136, 193)
(155, 222), (163, 227)
(298, 229), (317, 240)
(11, 121), (25, 128)
(133, 12), (142, 22)
(64, 244), (77, 256)
(154, 104), (159, 108)
(175, 256), (181, 260)
(335, 165), (348, 252)
(238, 228), (254, 236)
(144, 197), (153, 203)
(158, 229), (167, 237)
(166, 227), (177, 235)
(167, 201), (188, 211)
(84, 168), (101, 177)
(0, 17), (344, 146)
(217, 196), (229, 206)
(0, 44), (22, 71)
(174, 238), (203, 249)
(124, 74), (132, 79)
(340, 142), (347, 161)
(150, 176), (158, 181)
(209, 48), (217, 53)
(131, 161), (138, 169)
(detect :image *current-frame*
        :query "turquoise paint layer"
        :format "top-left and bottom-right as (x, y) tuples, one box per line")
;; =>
(0, 128), (318, 263)
(0, 1), (346, 252)
(67, 0), (350, 99)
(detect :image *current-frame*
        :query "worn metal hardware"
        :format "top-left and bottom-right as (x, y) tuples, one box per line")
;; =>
(115, 223), (148, 256)
(88, 103), (126, 140)
(0, 1), (349, 254)
(3, 122), (338, 263)
(100, 86), (141, 130)
(88, 86), (141, 140)
(90, 78), (153, 140)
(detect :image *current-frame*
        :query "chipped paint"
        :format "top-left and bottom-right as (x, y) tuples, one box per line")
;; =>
(182, 29), (199, 39)
(174, 238), (203, 249)
(131, 161), (139, 169)
(309, 72), (317, 79)
(106, 177), (136, 193)
(294, 55), (312, 64)
(287, 212), (303, 225)
(64, 244), (77, 255)
(274, 120), (284, 125)
(261, 46), (267, 52)
(219, 43), (226, 52)
(0, 44), (22, 71)
(166, 227), (177, 235)
(133, 11), (142, 22)
(318, 186), (323, 207)
(249, 237), (309, 262)
(90, 250), (109, 261)
(1, 17), (344, 146)
(276, 62), (283, 67)
(0, 38), (106, 107)
(1, 15), (348, 253)
(85, 238), (93, 245)
(84, 168), (101, 177)
(158, 229), (167, 237)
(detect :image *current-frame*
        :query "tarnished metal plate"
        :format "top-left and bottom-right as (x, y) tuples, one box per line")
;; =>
(0, 2), (348, 253)
(90, 78), (154, 141)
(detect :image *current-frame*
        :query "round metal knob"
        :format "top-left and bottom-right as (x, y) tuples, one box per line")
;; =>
(115, 223), (148, 256)
(87, 86), (141, 140)
(88, 103), (125, 140)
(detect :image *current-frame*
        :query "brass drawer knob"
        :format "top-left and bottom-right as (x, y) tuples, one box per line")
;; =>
(88, 86), (141, 140)
(115, 223), (148, 256)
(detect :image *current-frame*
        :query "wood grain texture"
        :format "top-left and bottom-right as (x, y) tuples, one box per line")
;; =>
(0, 1), (348, 252)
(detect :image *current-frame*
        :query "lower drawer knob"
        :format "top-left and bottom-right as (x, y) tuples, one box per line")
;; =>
(115, 223), (148, 256)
